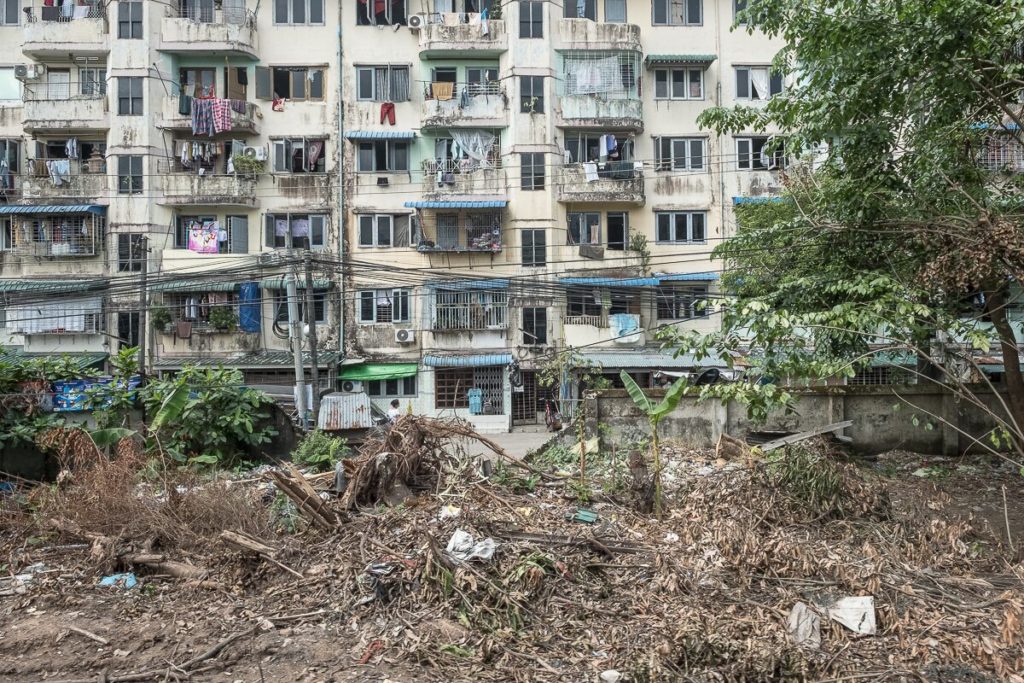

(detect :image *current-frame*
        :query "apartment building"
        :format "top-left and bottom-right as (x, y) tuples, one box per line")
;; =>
(340, 0), (786, 431)
(0, 0), (342, 391)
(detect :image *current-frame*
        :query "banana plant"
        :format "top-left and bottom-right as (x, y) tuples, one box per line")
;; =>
(620, 371), (688, 520)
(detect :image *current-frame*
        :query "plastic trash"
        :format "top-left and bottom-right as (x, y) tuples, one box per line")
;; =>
(98, 573), (138, 589)
(438, 505), (462, 521)
(600, 671), (623, 683)
(826, 596), (876, 635)
(445, 529), (496, 562)
(787, 602), (821, 649)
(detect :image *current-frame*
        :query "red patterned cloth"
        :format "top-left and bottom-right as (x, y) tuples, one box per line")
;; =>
(211, 98), (233, 134)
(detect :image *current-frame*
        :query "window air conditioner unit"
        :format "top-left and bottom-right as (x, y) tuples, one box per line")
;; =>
(394, 329), (415, 344)
(340, 380), (363, 393)
(408, 13), (426, 29)
(15, 64), (43, 81)
(376, 176), (390, 186)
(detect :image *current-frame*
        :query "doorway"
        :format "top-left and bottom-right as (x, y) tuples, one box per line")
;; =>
(512, 370), (539, 425)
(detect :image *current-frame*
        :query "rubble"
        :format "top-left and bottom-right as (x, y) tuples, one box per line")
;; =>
(0, 422), (1022, 681)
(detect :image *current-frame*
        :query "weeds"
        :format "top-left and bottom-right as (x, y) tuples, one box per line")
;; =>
(292, 430), (350, 472)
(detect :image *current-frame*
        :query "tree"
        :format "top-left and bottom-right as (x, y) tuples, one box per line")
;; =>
(673, 0), (1024, 466)
(620, 371), (687, 519)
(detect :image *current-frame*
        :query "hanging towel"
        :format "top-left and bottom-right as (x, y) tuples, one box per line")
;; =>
(307, 140), (324, 167)
(212, 98), (233, 133)
(432, 82), (454, 101)
(582, 161), (599, 182)
(65, 138), (79, 160)
(480, 6), (489, 35)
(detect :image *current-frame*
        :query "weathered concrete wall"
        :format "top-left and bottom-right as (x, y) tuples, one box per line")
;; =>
(591, 386), (1010, 456)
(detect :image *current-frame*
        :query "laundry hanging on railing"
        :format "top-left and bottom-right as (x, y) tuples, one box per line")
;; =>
(47, 159), (70, 187)
(449, 130), (496, 169)
(190, 98), (237, 136)
(565, 56), (626, 95)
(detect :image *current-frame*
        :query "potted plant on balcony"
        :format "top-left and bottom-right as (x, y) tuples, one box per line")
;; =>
(208, 306), (238, 333)
(150, 305), (173, 334)
(232, 155), (264, 180)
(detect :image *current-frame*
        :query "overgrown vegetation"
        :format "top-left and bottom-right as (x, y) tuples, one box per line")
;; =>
(292, 430), (349, 472)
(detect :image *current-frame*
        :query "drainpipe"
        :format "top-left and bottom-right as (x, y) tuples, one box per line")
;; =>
(336, 17), (346, 385)
(715, 0), (727, 241)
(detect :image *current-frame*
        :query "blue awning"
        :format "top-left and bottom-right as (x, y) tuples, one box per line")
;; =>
(656, 272), (720, 282)
(344, 130), (417, 140)
(404, 200), (507, 209)
(0, 205), (106, 215)
(427, 278), (509, 291)
(560, 276), (659, 287)
(733, 196), (787, 205)
(423, 353), (513, 368)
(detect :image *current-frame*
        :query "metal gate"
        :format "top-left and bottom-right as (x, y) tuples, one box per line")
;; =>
(512, 371), (539, 425)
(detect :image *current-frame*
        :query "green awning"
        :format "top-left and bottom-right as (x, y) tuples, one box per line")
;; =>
(0, 278), (107, 294)
(645, 54), (717, 68)
(150, 280), (241, 293)
(338, 363), (418, 381)
(260, 278), (334, 290)
(0, 350), (108, 371)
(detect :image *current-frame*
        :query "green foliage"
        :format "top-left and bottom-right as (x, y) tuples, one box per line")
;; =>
(207, 306), (238, 332)
(764, 446), (845, 517)
(142, 366), (276, 468)
(150, 305), (172, 330)
(292, 429), (349, 472)
(232, 155), (265, 177)
(629, 232), (651, 275)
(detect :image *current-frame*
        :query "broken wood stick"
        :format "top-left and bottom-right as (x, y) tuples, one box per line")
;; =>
(220, 530), (304, 579)
(121, 554), (206, 580)
(66, 625), (109, 645)
(759, 420), (854, 452)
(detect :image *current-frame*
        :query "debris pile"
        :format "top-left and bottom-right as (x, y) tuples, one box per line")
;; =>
(1, 419), (1021, 682)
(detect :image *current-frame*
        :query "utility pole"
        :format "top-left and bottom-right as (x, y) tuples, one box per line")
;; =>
(303, 250), (321, 421)
(136, 235), (148, 380)
(286, 271), (307, 426)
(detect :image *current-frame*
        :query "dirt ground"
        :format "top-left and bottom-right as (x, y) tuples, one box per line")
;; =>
(1, 444), (1022, 683)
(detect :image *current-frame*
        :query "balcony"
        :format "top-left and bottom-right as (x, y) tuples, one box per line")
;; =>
(422, 83), (508, 129)
(556, 19), (640, 51)
(418, 16), (507, 58)
(557, 96), (643, 131)
(415, 213), (502, 254)
(159, 97), (260, 135)
(20, 160), (109, 204)
(22, 2), (108, 59)
(7, 212), (103, 258)
(557, 162), (645, 205)
(158, 171), (258, 208)
(432, 291), (510, 331)
(275, 173), (333, 209)
(22, 86), (109, 133)
(421, 159), (507, 197)
(159, 8), (258, 59)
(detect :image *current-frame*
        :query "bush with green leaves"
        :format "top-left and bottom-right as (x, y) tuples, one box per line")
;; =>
(292, 429), (349, 472)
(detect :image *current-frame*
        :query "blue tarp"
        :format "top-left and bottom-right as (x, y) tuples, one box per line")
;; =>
(655, 272), (720, 282)
(423, 354), (513, 368)
(733, 196), (787, 205)
(239, 281), (261, 333)
(559, 276), (660, 287)
(53, 377), (141, 412)
(404, 200), (508, 209)
(0, 205), (106, 215)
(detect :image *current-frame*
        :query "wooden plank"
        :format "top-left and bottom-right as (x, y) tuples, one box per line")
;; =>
(759, 420), (854, 452)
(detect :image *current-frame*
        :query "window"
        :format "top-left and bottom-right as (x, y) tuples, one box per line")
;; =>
(652, 0), (701, 25)
(654, 68), (703, 100)
(357, 289), (411, 323)
(737, 136), (784, 170)
(520, 76), (544, 113)
(435, 366), (504, 412)
(263, 67), (325, 101)
(79, 68), (105, 96)
(174, 216), (249, 253)
(117, 234), (144, 272)
(0, 218), (13, 252)
(466, 67), (499, 91)
(355, 65), (410, 102)
(358, 214), (411, 248)
(118, 1), (142, 38)
(368, 376), (417, 397)
(117, 77), (143, 115)
(264, 214), (327, 249)
(522, 307), (547, 345)
(0, 139), (20, 176)
(656, 211), (706, 243)
(656, 284), (709, 320)
(117, 155), (143, 193)
(655, 137), (705, 170)
(520, 0), (543, 37)
(567, 212), (601, 245)
(433, 289), (509, 330)
(564, 0), (595, 19)
(274, 0), (325, 24)
(271, 138), (328, 173)
(605, 0), (626, 21)
(180, 67), (216, 98)
(356, 140), (409, 172)
(175, 215), (215, 248)
(606, 213), (628, 250)
(355, 0), (406, 25)
(0, 68), (19, 102)
(567, 288), (602, 317)
(521, 152), (545, 190)
(521, 229), (546, 267)
(275, 290), (326, 324)
(734, 0), (747, 22)
(564, 133), (633, 164)
(735, 67), (783, 100)
(2, 0), (20, 24)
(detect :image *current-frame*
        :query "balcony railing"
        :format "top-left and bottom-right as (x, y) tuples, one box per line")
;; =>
(564, 313), (608, 327)
(9, 215), (101, 257)
(557, 162), (645, 203)
(160, 5), (257, 57)
(22, 83), (109, 131)
(416, 215), (502, 253)
(160, 97), (259, 135)
(433, 291), (509, 330)
(421, 157), (506, 194)
(19, 159), (109, 200)
(21, 2), (108, 58)
(24, 0), (103, 22)
(418, 16), (507, 56)
(422, 82), (507, 127)
(157, 163), (258, 207)
(980, 135), (1024, 172)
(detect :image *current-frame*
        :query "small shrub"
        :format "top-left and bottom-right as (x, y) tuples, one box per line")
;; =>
(292, 429), (349, 472)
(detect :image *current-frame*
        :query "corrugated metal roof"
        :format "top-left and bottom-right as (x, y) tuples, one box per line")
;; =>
(645, 54), (716, 66)
(560, 276), (659, 287)
(733, 196), (787, 205)
(345, 130), (417, 140)
(0, 278), (108, 293)
(581, 350), (704, 369)
(0, 205), (106, 215)
(423, 353), (513, 368)
(259, 278), (334, 290)
(655, 272), (720, 282)
(427, 278), (510, 291)
(0, 349), (108, 370)
(152, 351), (338, 369)
(318, 392), (375, 430)
(149, 280), (242, 293)
(338, 363), (418, 381)
(404, 200), (508, 209)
